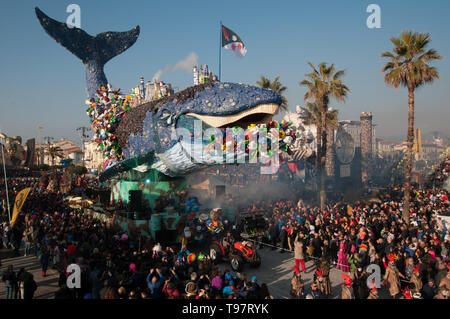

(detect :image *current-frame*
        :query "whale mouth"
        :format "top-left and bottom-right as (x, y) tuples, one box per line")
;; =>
(186, 103), (279, 129)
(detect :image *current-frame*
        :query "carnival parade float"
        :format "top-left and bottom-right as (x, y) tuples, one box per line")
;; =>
(35, 7), (300, 242)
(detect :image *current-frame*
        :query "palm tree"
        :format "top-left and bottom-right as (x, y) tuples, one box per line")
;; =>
(301, 102), (339, 170)
(256, 75), (288, 110)
(300, 62), (349, 209)
(381, 31), (442, 223)
(46, 146), (64, 166)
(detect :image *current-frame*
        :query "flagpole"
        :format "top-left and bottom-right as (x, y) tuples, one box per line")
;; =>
(0, 127), (11, 222)
(219, 21), (222, 82)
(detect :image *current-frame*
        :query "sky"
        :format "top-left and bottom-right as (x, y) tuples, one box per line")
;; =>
(0, 0), (449, 146)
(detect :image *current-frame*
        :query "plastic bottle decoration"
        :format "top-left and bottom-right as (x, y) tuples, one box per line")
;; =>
(199, 66), (205, 84)
(87, 84), (136, 168)
(139, 76), (145, 99)
(193, 66), (199, 85)
(160, 81), (167, 97)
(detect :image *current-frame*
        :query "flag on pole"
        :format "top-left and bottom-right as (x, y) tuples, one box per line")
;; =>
(221, 25), (247, 58)
(11, 187), (31, 227)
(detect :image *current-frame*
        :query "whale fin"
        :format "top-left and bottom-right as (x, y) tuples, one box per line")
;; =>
(35, 7), (94, 63)
(93, 29), (141, 65)
(35, 7), (140, 96)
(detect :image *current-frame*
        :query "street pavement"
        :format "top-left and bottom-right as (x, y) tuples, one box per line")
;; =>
(218, 246), (391, 299)
(0, 249), (59, 299)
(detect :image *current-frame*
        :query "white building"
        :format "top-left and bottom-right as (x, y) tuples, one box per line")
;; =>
(83, 140), (104, 172)
(36, 138), (82, 166)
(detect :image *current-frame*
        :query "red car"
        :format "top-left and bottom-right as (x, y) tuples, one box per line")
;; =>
(209, 235), (261, 272)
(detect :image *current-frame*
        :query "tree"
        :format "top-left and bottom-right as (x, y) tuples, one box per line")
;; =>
(381, 30), (442, 223)
(45, 146), (64, 166)
(301, 102), (339, 170)
(67, 164), (87, 176)
(256, 75), (288, 111)
(299, 62), (349, 209)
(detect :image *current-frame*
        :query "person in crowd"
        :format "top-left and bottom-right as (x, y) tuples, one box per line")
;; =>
(0, 156), (448, 300)
(422, 279), (437, 299)
(383, 253), (406, 298)
(304, 282), (323, 299)
(341, 273), (355, 299)
(292, 233), (306, 273)
(290, 270), (304, 299)
(2, 265), (17, 299)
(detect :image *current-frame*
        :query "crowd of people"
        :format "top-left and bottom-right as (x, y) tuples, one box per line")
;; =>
(2, 194), (274, 299)
(425, 156), (450, 190)
(0, 156), (449, 299)
(249, 157), (450, 299)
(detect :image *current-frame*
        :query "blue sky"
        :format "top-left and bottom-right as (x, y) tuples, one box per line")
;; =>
(0, 0), (449, 145)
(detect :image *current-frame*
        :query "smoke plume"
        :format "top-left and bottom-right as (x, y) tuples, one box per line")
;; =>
(152, 52), (199, 81)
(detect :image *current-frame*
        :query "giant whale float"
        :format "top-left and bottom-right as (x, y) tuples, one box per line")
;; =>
(35, 7), (284, 184)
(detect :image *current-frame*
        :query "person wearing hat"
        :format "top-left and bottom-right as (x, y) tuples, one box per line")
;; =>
(367, 284), (379, 299)
(245, 277), (260, 299)
(383, 254), (405, 298)
(434, 265), (450, 299)
(290, 270), (304, 299)
(341, 273), (355, 299)
(222, 280), (235, 296)
(185, 281), (198, 299)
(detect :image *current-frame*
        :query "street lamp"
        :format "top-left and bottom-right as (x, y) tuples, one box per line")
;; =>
(0, 131), (11, 222)
(77, 127), (90, 168)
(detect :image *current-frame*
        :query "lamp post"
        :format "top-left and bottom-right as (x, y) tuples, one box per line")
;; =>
(0, 129), (11, 222)
(77, 127), (90, 168)
(37, 126), (43, 165)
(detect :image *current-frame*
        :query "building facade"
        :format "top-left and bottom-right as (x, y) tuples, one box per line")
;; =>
(83, 140), (104, 172)
(36, 138), (82, 166)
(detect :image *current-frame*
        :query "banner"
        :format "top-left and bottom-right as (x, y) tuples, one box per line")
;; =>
(11, 187), (31, 227)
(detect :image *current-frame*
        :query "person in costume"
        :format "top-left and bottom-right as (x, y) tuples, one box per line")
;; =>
(290, 270), (304, 299)
(410, 264), (423, 294)
(434, 264), (450, 299)
(352, 266), (369, 299)
(293, 233), (306, 273)
(319, 259), (332, 297)
(367, 284), (379, 299)
(341, 273), (355, 299)
(383, 253), (406, 298)
(337, 236), (350, 272)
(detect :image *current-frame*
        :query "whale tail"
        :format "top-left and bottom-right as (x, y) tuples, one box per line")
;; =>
(35, 7), (140, 97)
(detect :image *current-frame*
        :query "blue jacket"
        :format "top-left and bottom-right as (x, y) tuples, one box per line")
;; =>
(146, 272), (165, 298)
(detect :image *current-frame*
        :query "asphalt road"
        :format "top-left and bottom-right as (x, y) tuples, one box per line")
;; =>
(217, 246), (391, 299)
(0, 250), (59, 299)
